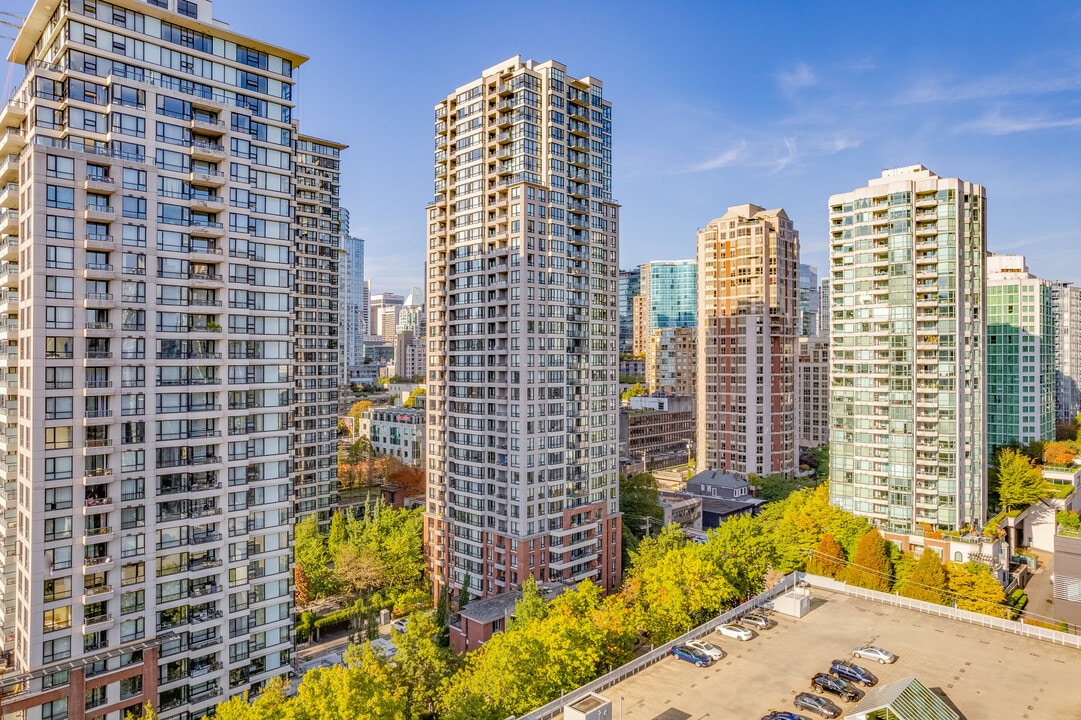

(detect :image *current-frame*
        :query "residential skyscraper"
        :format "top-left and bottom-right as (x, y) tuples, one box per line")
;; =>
(618, 267), (641, 355)
(344, 233), (366, 371)
(294, 134), (346, 530)
(646, 326), (696, 396)
(631, 259), (696, 358)
(1051, 281), (1081, 422)
(828, 166), (986, 533)
(425, 56), (622, 602)
(986, 255), (1055, 451)
(797, 336), (830, 448)
(798, 263), (819, 338)
(696, 205), (799, 478)
(817, 276), (831, 338)
(0, 0), (313, 715)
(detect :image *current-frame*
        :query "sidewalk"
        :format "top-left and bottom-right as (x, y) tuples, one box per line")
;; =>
(1021, 549), (1058, 625)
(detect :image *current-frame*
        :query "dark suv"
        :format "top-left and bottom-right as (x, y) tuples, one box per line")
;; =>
(829, 659), (878, 687)
(810, 673), (860, 702)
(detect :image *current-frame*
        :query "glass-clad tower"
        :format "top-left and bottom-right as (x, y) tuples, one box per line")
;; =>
(828, 166), (986, 533)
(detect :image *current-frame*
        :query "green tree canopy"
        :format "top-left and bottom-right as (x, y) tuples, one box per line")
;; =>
(994, 448), (1051, 511)
(898, 548), (947, 604)
(620, 382), (647, 401)
(947, 562), (1009, 618)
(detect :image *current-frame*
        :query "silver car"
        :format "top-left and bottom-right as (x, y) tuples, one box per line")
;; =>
(852, 645), (897, 664)
(687, 639), (725, 661)
(717, 623), (754, 641)
(741, 612), (772, 630)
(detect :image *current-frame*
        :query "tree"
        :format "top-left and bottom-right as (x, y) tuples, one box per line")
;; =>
(619, 472), (664, 568)
(703, 514), (777, 599)
(806, 533), (846, 578)
(295, 514), (336, 599)
(810, 445), (830, 481)
(333, 543), (385, 595)
(433, 584), (451, 647)
(348, 399), (372, 424)
(394, 612), (459, 716)
(946, 562), (1009, 618)
(620, 382), (647, 401)
(509, 575), (548, 631)
(404, 386), (426, 408)
(1043, 440), (1078, 467)
(842, 530), (892, 591)
(295, 563), (313, 606)
(898, 548), (947, 604)
(749, 472), (815, 503)
(994, 448), (1051, 511)
(459, 573), (472, 609)
(124, 702), (157, 720)
(328, 511), (347, 556)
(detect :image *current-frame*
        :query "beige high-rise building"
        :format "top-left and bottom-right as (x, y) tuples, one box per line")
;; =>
(425, 56), (622, 602)
(631, 292), (647, 357)
(0, 0), (337, 716)
(647, 326), (695, 396)
(828, 166), (986, 533)
(696, 204), (799, 478)
(797, 336), (830, 448)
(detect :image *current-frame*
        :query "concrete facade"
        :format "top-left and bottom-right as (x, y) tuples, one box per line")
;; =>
(797, 335), (829, 449)
(1050, 281), (1081, 422)
(696, 204), (799, 478)
(645, 326), (695, 396)
(424, 57), (622, 602)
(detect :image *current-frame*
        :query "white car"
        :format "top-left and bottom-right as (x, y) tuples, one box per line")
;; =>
(391, 618), (408, 634)
(686, 639), (725, 661)
(852, 645), (897, 664)
(717, 623), (753, 641)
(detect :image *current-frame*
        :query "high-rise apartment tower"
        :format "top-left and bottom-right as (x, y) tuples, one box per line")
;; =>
(986, 254), (1055, 451)
(0, 0), (336, 716)
(425, 56), (622, 602)
(1051, 281), (1081, 422)
(828, 166), (986, 533)
(696, 204), (799, 478)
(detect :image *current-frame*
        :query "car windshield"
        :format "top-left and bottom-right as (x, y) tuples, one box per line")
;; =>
(697, 642), (716, 650)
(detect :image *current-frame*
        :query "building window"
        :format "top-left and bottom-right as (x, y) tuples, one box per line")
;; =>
(42, 638), (71, 664)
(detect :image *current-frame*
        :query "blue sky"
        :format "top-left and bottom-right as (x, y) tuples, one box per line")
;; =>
(5, 1), (1081, 293)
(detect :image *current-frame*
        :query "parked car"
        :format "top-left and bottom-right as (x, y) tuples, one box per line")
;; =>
(830, 659), (878, 687)
(686, 639), (725, 661)
(760, 711), (811, 720)
(810, 673), (861, 702)
(742, 612), (772, 630)
(391, 619), (408, 634)
(852, 645), (897, 664)
(793, 692), (842, 718)
(717, 623), (754, 641)
(671, 644), (713, 667)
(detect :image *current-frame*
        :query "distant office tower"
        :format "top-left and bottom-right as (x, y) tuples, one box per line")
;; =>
(618, 267), (641, 355)
(817, 276), (831, 338)
(294, 135), (346, 529)
(985, 255), (1055, 451)
(1051, 281), (1081, 422)
(0, 0), (316, 714)
(828, 165), (986, 533)
(696, 205), (799, 477)
(797, 336), (830, 448)
(370, 291), (403, 338)
(396, 287), (426, 335)
(647, 326), (696, 396)
(425, 56), (622, 602)
(345, 233), (366, 370)
(631, 260), (696, 358)
(798, 263), (819, 337)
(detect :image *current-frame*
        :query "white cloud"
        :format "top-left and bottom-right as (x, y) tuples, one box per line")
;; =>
(961, 109), (1081, 135)
(777, 63), (818, 95)
(686, 140), (747, 173)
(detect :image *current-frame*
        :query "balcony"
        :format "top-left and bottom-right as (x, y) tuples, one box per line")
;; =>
(189, 140), (226, 161)
(0, 236), (15, 263)
(84, 234), (115, 250)
(0, 211), (17, 237)
(83, 206), (116, 222)
(0, 128), (24, 157)
(84, 173), (115, 192)
(0, 182), (17, 209)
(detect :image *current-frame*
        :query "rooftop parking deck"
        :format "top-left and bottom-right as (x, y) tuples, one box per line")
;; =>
(556, 588), (1080, 720)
